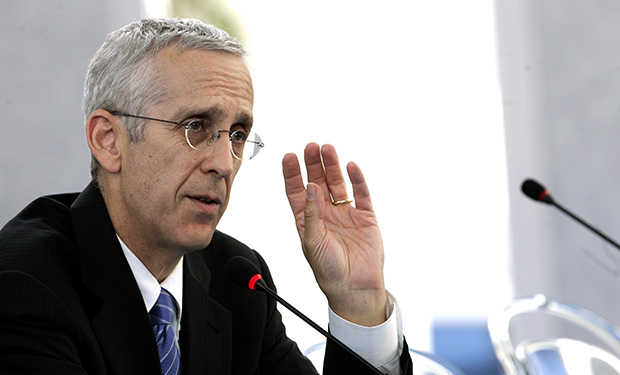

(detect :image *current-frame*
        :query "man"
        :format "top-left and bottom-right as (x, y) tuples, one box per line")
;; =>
(0, 18), (412, 374)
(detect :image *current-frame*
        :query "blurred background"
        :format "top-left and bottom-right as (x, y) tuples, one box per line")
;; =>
(3, 1), (620, 374)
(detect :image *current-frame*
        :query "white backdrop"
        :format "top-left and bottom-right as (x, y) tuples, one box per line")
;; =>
(214, 0), (510, 352)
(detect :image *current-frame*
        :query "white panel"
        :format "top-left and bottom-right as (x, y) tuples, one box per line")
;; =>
(0, 0), (142, 225)
(496, 0), (620, 340)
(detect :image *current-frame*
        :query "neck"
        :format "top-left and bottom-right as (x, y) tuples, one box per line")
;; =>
(100, 180), (183, 283)
(133, 247), (182, 283)
(115, 231), (182, 283)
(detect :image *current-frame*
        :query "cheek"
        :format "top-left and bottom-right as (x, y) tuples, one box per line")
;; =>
(146, 147), (192, 178)
(220, 168), (240, 209)
(123, 148), (174, 196)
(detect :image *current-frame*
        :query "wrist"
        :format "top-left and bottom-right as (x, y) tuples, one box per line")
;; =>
(329, 288), (388, 327)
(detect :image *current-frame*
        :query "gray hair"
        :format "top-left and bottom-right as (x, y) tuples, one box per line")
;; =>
(83, 18), (247, 182)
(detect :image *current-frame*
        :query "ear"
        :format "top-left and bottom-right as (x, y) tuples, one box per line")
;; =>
(85, 109), (125, 174)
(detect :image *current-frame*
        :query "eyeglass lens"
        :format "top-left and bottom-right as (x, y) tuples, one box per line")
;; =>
(185, 122), (263, 160)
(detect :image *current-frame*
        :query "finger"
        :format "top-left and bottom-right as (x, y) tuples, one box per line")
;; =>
(304, 143), (331, 201)
(282, 152), (307, 222)
(347, 161), (374, 212)
(320, 144), (350, 202)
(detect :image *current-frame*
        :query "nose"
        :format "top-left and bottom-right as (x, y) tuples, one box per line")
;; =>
(199, 134), (237, 176)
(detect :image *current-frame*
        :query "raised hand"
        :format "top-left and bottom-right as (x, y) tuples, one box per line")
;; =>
(282, 143), (387, 326)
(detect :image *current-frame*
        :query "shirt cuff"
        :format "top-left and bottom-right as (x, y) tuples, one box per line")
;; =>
(328, 291), (404, 372)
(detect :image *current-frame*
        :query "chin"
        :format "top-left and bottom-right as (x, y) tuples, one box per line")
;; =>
(183, 229), (216, 251)
(174, 218), (219, 252)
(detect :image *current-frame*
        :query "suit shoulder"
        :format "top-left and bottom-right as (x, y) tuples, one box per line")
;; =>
(206, 230), (269, 265)
(209, 230), (252, 252)
(0, 192), (80, 271)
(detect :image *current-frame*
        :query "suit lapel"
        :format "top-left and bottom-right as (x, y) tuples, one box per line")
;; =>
(72, 183), (161, 375)
(180, 251), (233, 375)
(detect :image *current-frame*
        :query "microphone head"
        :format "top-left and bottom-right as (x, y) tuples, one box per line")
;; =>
(225, 256), (264, 290)
(521, 178), (553, 204)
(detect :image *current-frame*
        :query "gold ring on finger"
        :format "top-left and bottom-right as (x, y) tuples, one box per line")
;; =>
(332, 198), (353, 206)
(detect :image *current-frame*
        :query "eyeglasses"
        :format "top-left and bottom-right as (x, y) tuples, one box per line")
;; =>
(110, 112), (264, 160)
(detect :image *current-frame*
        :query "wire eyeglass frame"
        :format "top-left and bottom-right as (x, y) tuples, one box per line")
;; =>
(110, 111), (264, 160)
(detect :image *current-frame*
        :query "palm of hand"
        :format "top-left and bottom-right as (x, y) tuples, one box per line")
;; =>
(283, 143), (387, 325)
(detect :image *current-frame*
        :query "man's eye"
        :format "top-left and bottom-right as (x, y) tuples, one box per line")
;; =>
(185, 119), (207, 132)
(230, 129), (248, 142)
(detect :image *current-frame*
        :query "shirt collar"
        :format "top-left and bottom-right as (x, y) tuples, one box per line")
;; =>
(116, 235), (184, 318)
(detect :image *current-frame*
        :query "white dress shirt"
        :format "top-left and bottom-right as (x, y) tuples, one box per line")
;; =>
(117, 237), (403, 374)
(118, 236), (184, 335)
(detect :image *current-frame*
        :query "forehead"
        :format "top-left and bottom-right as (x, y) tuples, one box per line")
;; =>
(149, 45), (254, 118)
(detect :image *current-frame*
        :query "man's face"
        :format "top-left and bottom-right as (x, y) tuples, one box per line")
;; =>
(113, 46), (254, 255)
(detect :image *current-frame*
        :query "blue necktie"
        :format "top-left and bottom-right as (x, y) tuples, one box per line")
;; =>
(150, 288), (182, 375)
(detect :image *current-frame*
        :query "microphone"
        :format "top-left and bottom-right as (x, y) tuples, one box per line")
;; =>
(224, 256), (385, 375)
(521, 178), (620, 251)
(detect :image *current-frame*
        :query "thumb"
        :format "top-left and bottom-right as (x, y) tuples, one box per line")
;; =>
(303, 183), (325, 252)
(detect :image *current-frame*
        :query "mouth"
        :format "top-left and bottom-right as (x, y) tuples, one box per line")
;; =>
(189, 195), (221, 205)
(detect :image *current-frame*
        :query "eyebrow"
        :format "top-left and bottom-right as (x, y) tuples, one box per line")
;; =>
(172, 107), (253, 130)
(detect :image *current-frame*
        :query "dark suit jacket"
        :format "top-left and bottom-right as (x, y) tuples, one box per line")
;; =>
(0, 183), (412, 375)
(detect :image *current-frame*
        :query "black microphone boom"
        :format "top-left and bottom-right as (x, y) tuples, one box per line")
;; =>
(521, 178), (620, 251)
(225, 256), (385, 375)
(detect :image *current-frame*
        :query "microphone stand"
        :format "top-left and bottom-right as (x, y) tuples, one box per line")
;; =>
(253, 280), (385, 375)
(549, 199), (620, 252)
